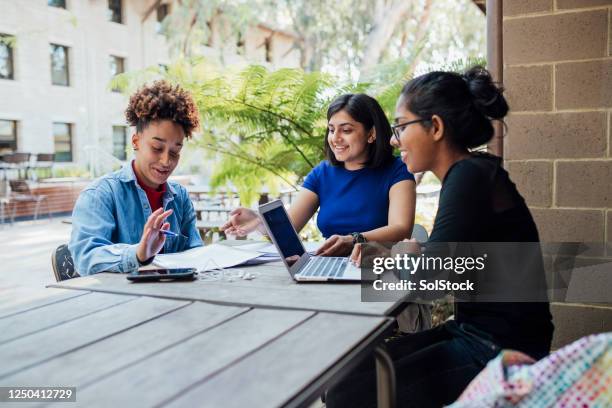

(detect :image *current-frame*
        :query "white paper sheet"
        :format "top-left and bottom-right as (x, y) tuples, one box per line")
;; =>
(152, 244), (261, 272)
(238, 241), (323, 255)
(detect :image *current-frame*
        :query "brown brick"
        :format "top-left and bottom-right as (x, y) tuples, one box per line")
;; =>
(556, 60), (612, 109)
(557, 0), (612, 9)
(551, 303), (612, 349)
(504, 65), (552, 111)
(505, 160), (553, 206)
(556, 161), (612, 207)
(504, 0), (552, 16)
(531, 209), (604, 241)
(504, 11), (608, 64)
(556, 256), (612, 303)
(505, 112), (607, 159)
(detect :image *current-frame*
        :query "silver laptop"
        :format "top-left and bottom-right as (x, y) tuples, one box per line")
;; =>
(259, 200), (362, 282)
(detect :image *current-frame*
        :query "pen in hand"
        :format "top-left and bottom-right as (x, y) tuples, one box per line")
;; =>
(160, 229), (179, 237)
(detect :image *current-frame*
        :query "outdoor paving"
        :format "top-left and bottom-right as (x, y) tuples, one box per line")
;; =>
(0, 218), (73, 307)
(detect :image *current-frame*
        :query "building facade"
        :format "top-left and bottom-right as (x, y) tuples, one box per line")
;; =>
(501, 0), (612, 348)
(0, 0), (299, 169)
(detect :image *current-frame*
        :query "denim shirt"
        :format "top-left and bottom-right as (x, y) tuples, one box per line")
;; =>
(69, 161), (203, 275)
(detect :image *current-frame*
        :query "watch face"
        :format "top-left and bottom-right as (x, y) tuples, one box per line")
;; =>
(352, 233), (366, 244)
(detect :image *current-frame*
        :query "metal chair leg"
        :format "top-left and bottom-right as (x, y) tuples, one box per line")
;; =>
(375, 346), (396, 408)
(46, 198), (52, 220)
(10, 201), (16, 225)
(33, 199), (42, 220)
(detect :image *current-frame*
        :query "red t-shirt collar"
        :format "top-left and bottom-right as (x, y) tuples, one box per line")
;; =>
(132, 162), (166, 211)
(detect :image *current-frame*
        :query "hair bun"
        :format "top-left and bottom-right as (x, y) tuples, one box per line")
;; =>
(463, 66), (509, 120)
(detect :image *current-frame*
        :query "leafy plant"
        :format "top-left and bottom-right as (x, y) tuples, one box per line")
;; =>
(110, 56), (484, 206)
(112, 58), (362, 205)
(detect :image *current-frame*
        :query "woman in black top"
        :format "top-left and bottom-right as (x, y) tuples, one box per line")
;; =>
(326, 67), (554, 408)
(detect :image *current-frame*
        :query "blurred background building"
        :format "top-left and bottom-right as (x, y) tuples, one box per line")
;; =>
(0, 0), (299, 169)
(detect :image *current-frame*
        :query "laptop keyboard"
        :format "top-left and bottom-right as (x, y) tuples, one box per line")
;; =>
(299, 257), (348, 278)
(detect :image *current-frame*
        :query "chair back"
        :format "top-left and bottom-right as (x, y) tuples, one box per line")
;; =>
(36, 153), (55, 162)
(51, 244), (79, 281)
(9, 179), (31, 194)
(411, 224), (429, 243)
(3, 152), (30, 164)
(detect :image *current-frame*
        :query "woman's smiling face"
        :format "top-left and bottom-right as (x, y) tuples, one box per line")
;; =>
(132, 119), (185, 188)
(327, 110), (372, 169)
(391, 95), (436, 174)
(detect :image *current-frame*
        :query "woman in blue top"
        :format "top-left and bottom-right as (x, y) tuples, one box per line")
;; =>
(222, 93), (417, 256)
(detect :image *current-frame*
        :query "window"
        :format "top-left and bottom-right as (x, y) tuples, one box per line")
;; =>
(236, 32), (245, 56)
(53, 123), (72, 162)
(156, 3), (170, 33)
(264, 37), (272, 63)
(48, 0), (66, 8)
(112, 126), (127, 160)
(0, 34), (14, 80)
(50, 44), (69, 86)
(108, 0), (122, 24)
(109, 55), (125, 92)
(0, 120), (17, 153)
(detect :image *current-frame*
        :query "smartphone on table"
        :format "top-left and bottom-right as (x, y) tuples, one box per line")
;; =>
(126, 268), (197, 282)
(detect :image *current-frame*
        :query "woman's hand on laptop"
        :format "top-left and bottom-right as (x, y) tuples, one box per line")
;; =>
(350, 243), (362, 266)
(220, 207), (266, 237)
(315, 234), (354, 257)
(350, 242), (392, 267)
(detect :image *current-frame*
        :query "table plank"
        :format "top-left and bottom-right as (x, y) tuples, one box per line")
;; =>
(71, 308), (314, 407)
(0, 292), (134, 344)
(0, 296), (187, 379)
(166, 313), (388, 408)
(0, 288), (88, 319)
(0, 302), (247, 390)
(49, 267), (405, 316)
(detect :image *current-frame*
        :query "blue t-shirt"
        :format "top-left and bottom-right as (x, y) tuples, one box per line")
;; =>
(302, 156), (414, 238)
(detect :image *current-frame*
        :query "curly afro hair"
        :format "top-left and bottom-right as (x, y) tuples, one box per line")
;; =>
(125, 80), (200, 137)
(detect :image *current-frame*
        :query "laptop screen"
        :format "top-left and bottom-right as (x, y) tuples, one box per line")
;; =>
(261, 205), (305, 259)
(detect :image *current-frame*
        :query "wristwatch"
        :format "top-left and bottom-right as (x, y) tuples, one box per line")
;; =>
(351, 232), (367, 245)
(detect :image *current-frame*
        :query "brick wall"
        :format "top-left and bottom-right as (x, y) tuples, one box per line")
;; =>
(6, 181), (87, 220)
(502, 0), (612, 348)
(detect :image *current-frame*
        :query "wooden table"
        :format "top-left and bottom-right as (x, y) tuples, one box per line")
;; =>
(1, 261), (406, 407)
(186, 185), (238, 205)
(48, 263), (405, 316)
(193, 202), (233, 221)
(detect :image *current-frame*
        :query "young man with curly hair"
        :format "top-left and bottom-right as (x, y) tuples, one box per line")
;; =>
(69, 80), (203, 275)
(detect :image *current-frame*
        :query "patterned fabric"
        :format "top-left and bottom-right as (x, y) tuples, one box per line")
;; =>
(449, 332), (611, 407)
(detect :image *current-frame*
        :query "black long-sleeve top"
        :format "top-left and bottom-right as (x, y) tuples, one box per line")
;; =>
(429, 153), (553, 358)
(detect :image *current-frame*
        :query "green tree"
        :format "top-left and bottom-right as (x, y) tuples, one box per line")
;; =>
(111, 58), (361, 205)
(157, 0), (486, 81)
(110, 54), (483, 206)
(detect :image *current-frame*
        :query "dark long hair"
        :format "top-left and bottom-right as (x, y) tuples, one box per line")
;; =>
(325, 93), (394, 168)
(399, 66), (509, 149)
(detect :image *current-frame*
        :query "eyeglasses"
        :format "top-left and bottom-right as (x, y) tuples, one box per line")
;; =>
(391, 119), (429, 144)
